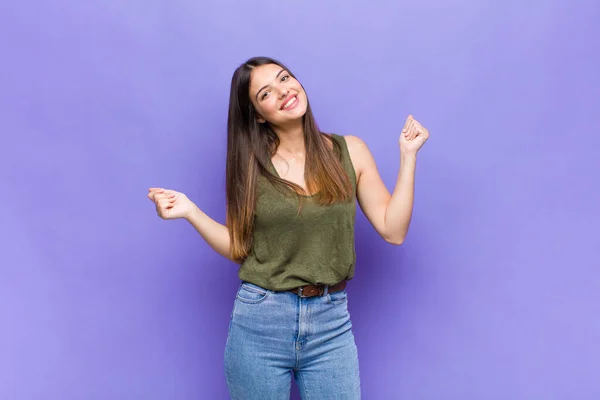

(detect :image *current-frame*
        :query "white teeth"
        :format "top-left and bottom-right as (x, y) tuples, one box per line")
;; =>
(283, 96), (297, 109)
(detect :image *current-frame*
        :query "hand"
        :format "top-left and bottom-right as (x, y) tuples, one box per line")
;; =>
(147, 188), (195, 220)
(399, 114), (429, 155)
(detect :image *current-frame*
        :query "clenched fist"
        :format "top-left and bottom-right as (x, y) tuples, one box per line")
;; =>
(147, 188), (195, 220)
(399, 114), (429, 155)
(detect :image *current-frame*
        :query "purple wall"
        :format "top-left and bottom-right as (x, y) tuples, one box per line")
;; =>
(2, 1), (599, 398)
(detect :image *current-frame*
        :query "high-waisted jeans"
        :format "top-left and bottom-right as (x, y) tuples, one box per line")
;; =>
(224, 281), (361, 400)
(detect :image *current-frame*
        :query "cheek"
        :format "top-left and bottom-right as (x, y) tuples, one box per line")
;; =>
(260, 98), (279, 116)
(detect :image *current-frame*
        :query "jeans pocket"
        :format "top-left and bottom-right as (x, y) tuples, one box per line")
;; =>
(236, 282), (271, 304)
(327, 289), (348, 305)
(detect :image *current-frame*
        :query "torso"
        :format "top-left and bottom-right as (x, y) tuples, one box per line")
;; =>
(239, 133), (359, 291)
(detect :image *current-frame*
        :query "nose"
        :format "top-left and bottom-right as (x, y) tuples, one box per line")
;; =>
(278, 88), (290, 99)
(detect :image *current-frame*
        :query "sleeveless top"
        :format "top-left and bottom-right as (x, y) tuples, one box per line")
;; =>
(238, 134), (357, 291)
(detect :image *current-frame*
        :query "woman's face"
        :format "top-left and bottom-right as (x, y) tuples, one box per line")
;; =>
(248, 63), (308, 126)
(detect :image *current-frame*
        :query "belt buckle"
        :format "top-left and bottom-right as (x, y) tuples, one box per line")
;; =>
(298, 285), (325, 298)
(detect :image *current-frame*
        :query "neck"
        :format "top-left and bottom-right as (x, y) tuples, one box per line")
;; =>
(271, 119), (305, 156)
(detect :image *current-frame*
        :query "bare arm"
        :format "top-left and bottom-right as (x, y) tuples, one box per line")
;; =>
(185, 205), (240, 264)
(148, 188), (240, 264)
(344, 115), (429, 245)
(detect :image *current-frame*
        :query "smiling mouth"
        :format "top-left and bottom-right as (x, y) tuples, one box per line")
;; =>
(281, 95), (298, 110)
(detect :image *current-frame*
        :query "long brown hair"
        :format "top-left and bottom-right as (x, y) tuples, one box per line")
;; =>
(226, 57), (352, 261)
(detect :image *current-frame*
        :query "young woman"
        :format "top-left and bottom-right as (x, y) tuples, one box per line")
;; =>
(148, 57), (429, 399)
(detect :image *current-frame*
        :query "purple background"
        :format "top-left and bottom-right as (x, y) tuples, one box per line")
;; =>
(2, 1), (599, 399)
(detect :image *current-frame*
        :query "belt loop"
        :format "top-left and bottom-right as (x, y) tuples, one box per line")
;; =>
(323, 285), (329, 296)
(298, 287), (304, 297)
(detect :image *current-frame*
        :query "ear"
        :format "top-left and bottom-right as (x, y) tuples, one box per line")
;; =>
(257, 116), (266, 124)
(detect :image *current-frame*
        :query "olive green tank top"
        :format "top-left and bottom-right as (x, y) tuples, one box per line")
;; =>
(238, 134), (357, 291)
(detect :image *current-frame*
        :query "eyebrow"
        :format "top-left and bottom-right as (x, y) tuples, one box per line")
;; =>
(255, 69), (286, 100)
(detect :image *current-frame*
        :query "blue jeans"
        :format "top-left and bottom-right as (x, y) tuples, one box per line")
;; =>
(224, 281), (361, 400)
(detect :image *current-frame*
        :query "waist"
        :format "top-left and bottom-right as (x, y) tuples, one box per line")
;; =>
(286, 280), (347, 298)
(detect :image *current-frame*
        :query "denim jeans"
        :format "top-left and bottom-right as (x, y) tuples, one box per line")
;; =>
(224, 281), (361, 400)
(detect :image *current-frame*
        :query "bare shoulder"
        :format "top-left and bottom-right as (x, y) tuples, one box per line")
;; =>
(340, 135), (373, 177)
(341, 135), (369, 157)
(324, 133), (368, 158)
(341, 134), (365, 148)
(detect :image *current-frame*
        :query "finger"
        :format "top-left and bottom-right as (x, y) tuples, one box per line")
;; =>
(148, 191), (161, 201)
(148, 188), (162, 196)
(412, 127), (422, 141)
(405, 115), (414, 135)
(156, 194), (175, 203)
(412, 121), (420, 139)
(413, 122), (428, 139)
(159, 190), (178, 199)
(157, 192), (176, 199)
(160, 208), (169, 219)
(152, 193), (168, 203)
(412, 119), (427, 132)
(408, 119), (417, 140)
(413, 120), (425, 133)
(416, 126), (429, 142)
(413, 125), (422, 140)
(411, 120), (422, 140)
(402, 115), (412, 134)
(157, 207), (169, 219)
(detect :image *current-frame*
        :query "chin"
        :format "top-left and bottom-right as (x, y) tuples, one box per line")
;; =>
(287, 107), (308, 121)
(270, 107), (307, 126)
(271, 115), (304, 127)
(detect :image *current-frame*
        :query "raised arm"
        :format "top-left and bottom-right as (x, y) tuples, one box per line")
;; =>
(344, 115), (429, 245)
(148, 188), (240, 264)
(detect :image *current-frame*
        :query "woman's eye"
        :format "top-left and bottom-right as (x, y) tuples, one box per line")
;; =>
(261, 91), (269, 100)
(281, 75), (289, 82)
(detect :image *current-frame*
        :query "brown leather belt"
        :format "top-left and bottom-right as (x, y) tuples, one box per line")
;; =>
(287, 280), (347, 298)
